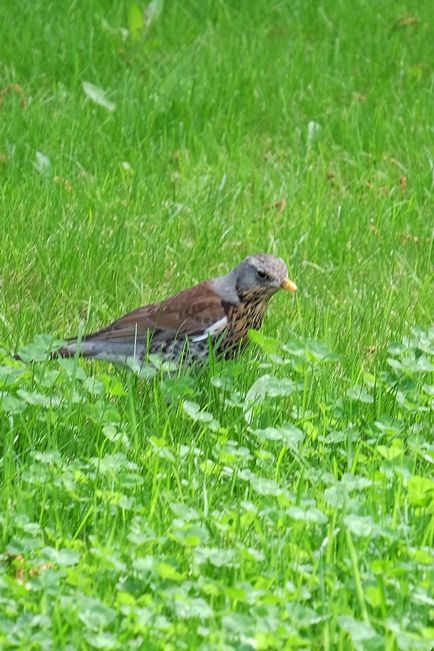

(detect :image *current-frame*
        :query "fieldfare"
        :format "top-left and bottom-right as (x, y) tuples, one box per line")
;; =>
(56, 253), (297, 367)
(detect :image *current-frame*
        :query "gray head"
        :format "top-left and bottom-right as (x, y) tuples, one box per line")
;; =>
(213, 253), (297, 304)
(235, 253), (296, 298)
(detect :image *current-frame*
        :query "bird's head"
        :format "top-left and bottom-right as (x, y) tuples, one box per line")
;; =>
(235, 253), (297, 300)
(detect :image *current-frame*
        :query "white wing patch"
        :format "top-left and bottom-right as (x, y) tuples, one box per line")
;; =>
(191, 316), (228, 342)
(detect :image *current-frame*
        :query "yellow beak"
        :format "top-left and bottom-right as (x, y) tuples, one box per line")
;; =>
(281, 278), (297, 293)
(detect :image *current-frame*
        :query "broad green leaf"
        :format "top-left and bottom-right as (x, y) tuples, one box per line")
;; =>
(323, 485), (349, 508)
(154, 561), (184, 582)
(144, 0), (164, 29)
(160, 375), (195, 400)
(411, 548), (434, 565)
(244, 374), (295, 422)
(41, 547), (80, 566)
(338, 615), (377, 643)
(377, 444), (403, 460)
(57, 358), (87, 380)
(82, 81), (116, 112)
(253, 423), (304, 448)
(289, 604), (327, 626)
(408, 476), (434, 508)
(17, 389), (61, 408)
(128, 2), (144, 40)
(305, 339), (338, 362)
(85, 633), (118, 650)
(287, 506), (328, 524)
(83, 377), (104, 395)
(246, 374), (294, 400)
(174, 596), (213, 620)
(127, 517), (157, 545)
(78, 597), (116, 630)
(0, 365), (27, 386)
(33, 150), (52, 176)
(222, 612), (254, 634)
(171, 522), (209, 547)
(183, 400), (218, 428)
(282, 339), (306, 357)
(16, 334), (65, 362)
(250, 475), (283, 496)
(126, 358), (156, 379)
(341, 474), (372, 491)
(344, 514), (375, 537)
(169, 502), (200, 521)
(283, 338), (337, 363)
(347, 384), (374, 404)
(194, 546), (236, 567)
(0, 393), (27, 414)
(248, 329), (280, 355)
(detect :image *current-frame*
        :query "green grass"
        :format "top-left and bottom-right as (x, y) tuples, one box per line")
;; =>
(1, 0), (434, 648)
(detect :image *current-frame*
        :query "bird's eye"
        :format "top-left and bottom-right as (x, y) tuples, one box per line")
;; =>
(256, 270), (269, 280)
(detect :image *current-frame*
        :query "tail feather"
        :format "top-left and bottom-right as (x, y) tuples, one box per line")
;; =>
(53, 337), (145, 366)
(52, 342), (82, 359)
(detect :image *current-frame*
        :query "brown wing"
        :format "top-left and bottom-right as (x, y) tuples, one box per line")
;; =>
(81, 281), (226, 344)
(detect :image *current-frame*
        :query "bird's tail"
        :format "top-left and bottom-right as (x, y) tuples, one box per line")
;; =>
(14, 334), (144, 367)
(52, 338), (106, 359)
(52, 340), (83, 359)
(52, 337), (144, 366)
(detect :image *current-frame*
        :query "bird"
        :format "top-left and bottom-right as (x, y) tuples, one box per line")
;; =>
(55, 253), (297, 368)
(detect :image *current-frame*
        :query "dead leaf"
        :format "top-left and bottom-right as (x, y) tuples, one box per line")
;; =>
(396, 13), (419, 28)
(401, 233), (420, 244)
(270, 198), (287, 212)
(54, 175), (73, 192)
(352, 92), (367, 102)
(0, 83), (27, 107)
(171, 149), (181, 162)
(383, 156), (407, 173)
(326, 170), (336, 180)
(400, 176), (407, 192)
(29, 562), (54, 577)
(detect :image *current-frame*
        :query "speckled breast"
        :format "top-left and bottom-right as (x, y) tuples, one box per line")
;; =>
(218, 297), (269, 359)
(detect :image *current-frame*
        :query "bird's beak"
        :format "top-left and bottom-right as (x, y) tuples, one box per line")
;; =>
(281, 278), (297, 293)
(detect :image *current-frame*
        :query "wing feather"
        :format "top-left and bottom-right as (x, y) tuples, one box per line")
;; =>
(79, 281), (226, 345)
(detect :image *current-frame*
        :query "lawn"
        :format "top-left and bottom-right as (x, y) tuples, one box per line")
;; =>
(1, 0), (433, 648)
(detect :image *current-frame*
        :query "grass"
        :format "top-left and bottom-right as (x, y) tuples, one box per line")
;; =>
(0, 0), (433, 648)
